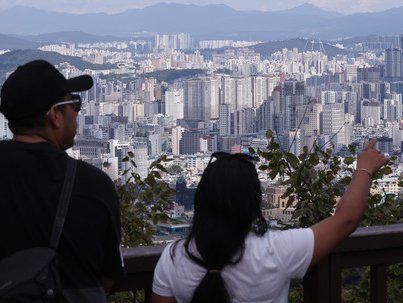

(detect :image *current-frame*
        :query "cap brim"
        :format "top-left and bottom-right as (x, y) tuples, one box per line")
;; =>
(64, 75), (93, 93)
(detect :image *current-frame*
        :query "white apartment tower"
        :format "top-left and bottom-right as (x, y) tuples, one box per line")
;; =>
(361, 100), (381, 126)
(296, 103), (323, 137)
(322, 103), (346, 149)
(165, 89), (184, 121)
(172, 126), (185, 156)
(0, 113), (12, 139)
(183, 77), (219, 122)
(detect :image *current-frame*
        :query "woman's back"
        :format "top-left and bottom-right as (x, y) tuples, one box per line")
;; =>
(153, 228), (314, 303)
(151, 143), (389, 303)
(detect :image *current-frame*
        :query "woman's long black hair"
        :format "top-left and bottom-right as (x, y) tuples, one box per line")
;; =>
(183, 152), (268, 303)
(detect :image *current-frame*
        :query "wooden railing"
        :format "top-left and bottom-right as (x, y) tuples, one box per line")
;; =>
(113, 224), (403, 303)
(304, 224), (403, 303)
(112, 245), (165, 302)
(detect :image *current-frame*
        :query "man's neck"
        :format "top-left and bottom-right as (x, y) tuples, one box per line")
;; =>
(14, 134), (46, 143)
(13, 132), (59, 149)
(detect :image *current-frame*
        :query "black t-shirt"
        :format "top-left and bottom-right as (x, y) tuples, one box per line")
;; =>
(0, 141), (125, 288)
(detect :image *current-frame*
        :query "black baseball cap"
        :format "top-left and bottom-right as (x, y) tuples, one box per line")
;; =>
(0, 60), (93, 121)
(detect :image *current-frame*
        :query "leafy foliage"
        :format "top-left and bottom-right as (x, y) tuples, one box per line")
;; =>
(118, 153), (175, 247)
(250, 131), (402, 228)
(109, 154), (175, 302)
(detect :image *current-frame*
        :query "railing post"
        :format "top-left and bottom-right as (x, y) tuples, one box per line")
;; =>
(370, 264), (387, 303)
(329, 254), (342, 303)
(304, 257), (331, 303)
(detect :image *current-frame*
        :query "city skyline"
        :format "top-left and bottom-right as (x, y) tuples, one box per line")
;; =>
(0, 0), (403, 15)
(1, 18), (403, 241)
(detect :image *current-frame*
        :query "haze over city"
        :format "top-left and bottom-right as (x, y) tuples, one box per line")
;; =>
(0, 0), (403, 14)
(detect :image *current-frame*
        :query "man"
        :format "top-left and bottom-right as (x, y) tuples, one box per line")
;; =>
(0, 60), (125, 302)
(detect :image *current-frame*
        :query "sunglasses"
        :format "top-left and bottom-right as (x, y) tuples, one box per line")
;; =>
(209, 152), (256, 164)
(47, 94), (82, 114)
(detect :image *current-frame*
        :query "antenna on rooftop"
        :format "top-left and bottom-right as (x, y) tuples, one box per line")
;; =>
(303, 39), (310, 52)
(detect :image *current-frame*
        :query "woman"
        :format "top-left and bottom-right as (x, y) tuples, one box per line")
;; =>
(151, 138), (388, 303)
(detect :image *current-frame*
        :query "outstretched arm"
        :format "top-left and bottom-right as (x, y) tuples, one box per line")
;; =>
(310, 138), (389, 266)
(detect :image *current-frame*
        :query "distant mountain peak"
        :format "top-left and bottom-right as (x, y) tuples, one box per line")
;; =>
(285, 2), (343, 16)
(2, 5), (49, 13)
(296, 3), (320, 9)
(142, 2), (236, 11)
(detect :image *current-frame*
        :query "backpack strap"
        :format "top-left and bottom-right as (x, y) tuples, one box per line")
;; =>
(49, 157), (77, 249)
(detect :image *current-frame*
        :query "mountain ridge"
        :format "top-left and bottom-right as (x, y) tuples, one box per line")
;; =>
(0, 49), (116, 84)
(0, 3), (353, 39)
(0, 3), (401, 39)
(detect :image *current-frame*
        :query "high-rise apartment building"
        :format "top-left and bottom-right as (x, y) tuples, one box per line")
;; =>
(358, 82), (386, 102)
(361, 100), (381, 126)
(149, 133), (162, 157)
(321, 91), (337, 104)
(256, 99), (274, 132)
(342, 92), (359, 122)
(155, 33), (192, 50)
(220, 76), (252, 111)
(322, 103), (346, 149)
(296, 103), (323, 137)
(377, 137), (393, 155)
(252, 75), (280, 108)
(235, 76), (253, 110)
(133, 143), (149, 179)
(165, 89), (184, 121)
(172, 126), (185, 156)
(221, 76), (236, 110)
(385, 47), (403, 81)
(287, 129), (304, 156)
(121, 143), (149, 180)
(388, 121), (401, 147)
(0, 113), (12, 139)
(344, 65), (358, 82)
(184, 77), (219, 122)
(357, 67), (382, 82)
(177, 33), (192, 49)
(133, 103), (145, 121)
(180, 130), (202, 155)
(219, 104), (231, 136)
(383, 93), (402, 122)
(101, 154), (119, 182)
(232, 108), (255, 135)
(280, 81), (305, 133)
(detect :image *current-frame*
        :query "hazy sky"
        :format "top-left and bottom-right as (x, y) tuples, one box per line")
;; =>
(0, 0), (403, 14)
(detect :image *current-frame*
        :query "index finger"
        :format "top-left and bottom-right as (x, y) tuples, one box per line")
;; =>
(367, 138), (377, 149)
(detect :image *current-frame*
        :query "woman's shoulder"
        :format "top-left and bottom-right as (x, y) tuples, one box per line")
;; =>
(269, 228), (313, 241)
(161, 240), (187, 261)
(244, 228), (314, 278)
(246, 228), (314, 252)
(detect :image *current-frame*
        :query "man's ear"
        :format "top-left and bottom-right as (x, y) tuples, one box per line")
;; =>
(47, 106), (64, 129)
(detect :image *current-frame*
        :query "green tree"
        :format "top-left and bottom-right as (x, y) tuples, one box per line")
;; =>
(109, 153), (175, 303)
(119, 153), (175, 247)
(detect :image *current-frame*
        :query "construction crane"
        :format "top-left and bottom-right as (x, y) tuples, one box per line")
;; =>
(303, 38), (327, 55)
